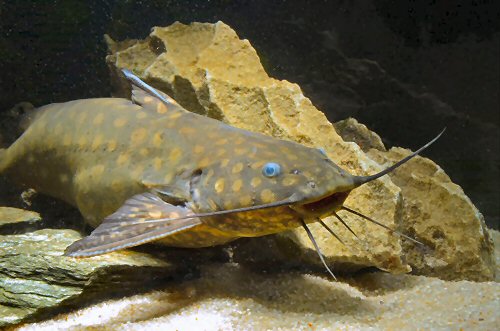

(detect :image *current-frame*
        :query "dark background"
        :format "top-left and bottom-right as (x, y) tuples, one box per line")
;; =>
(0, 0), (498, 229)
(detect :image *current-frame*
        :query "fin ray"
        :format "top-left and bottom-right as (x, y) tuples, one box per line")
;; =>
(65, 193), (201, 257)
(123, 69), (186, 114)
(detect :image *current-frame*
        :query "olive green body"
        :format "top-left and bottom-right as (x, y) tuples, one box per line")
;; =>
(1, 90), (355, 248)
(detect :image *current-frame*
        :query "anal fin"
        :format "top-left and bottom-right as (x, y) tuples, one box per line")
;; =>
(65, 193), (201, 257)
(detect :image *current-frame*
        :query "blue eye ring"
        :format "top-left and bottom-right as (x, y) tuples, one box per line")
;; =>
(262, 162), (281, 177)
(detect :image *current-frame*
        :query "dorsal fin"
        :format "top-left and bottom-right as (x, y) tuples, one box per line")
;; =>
(123, 69), (186, 114)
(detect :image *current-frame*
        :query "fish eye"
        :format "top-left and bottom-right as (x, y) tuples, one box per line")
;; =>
(262, 162), (281, 177)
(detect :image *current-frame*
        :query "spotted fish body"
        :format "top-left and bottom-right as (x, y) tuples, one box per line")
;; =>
(0, 71), (441, 258)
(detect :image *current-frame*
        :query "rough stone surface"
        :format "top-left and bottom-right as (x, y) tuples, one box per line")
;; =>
(368, 147), (496, 281)
(334, 117), (386, 152)
(106, 21), (494, 280)
(337, 118), (496, 281)
(0, 207), (40, 227)
(15, 232), (500, 330)
(0, 208), (182, 327)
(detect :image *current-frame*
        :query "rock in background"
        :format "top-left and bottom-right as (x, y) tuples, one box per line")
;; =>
(106, 21), (495, 281)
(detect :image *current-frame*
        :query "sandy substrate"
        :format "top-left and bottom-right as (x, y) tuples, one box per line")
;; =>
(14, 230), (499, 331)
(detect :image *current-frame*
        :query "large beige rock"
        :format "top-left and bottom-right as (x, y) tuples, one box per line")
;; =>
(368, 147), (495, 280)
(337, 118), (495, 280)
(106, 21), (495, 280)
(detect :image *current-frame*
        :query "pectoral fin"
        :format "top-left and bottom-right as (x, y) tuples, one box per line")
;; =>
(65, 193), (201, 257)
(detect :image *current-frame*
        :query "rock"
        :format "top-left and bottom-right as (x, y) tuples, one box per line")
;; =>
(0, 207), (41, 226)
(106, 21), (495, 280)
(368, 148), (496, 281)
(338, 119), (496, 281)
(0, 209), (183, 327)
(0, 207), (41, 235)
(333, 117), (386, 152)
(106, 21), (410, 274)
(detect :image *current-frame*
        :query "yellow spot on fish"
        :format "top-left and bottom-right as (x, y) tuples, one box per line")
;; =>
(153, 157), (163, 171)
(91, 134), (104, 151)
(235, 137), (245, 145)
(232, 163), (244, 174)
(282, 176), (298, 187)
(170, 212), (180, 219)
(215, 138), (228, 146)
(216, 149), (226, 157)
(143, 96), (154, 103)
(251, 177), (262, 188)
(251, 161), (265, 169)
(224, 200), (234, 210)
(132, 164), (145, 178)
(169, 147), (182, 162)
(199, 157), (211, 167)
(149, 210), (162, 218)
(220, 159), (230, 167)
(169, 112), (182, 120)
(215, 178), (225, 193)
(234, 147), (247, 155)
(117, 153), (130, 166)
(152, 132), (163, 147)
(156, 103), (168, 114)
(280, 146), (291, 154)
(113, 117), (127, 128)
(232, 179), (243, 192)
(77, 136), (87, 147)
(136, 111), (147, 119)
(260, 189), (275, 203)
(179, 127), (196, 136)
(193, 145), (204, 154)
(62, 134), (72, 146)
(93, 113), (105, 125)
(92, 164), (105, 177)
(107, 140), (117, 152)
(131, 128), (147, 145)
(239, 195), (252, 206)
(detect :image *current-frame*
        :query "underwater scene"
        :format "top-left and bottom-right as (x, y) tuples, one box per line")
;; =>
(0, 1), (498, 329)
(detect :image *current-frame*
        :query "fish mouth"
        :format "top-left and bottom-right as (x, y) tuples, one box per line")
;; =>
(294, 191), (351, 217)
